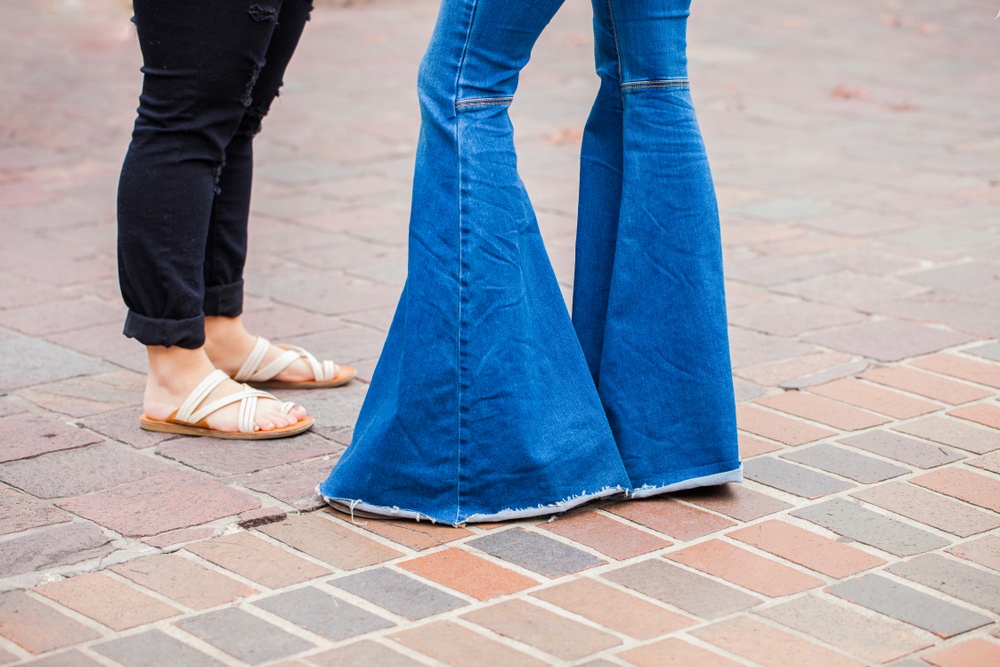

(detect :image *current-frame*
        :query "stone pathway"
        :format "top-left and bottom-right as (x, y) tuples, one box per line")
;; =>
(1, 0), (999, 665)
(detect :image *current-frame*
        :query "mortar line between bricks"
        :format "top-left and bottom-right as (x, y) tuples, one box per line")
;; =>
(147, 619), (253, 667)
(317, 574), (456, 626)
(15, 586), (114, 637)
(882, 477), (1000, 525)
(666, 631), (762, 667)
(800, 586), (945, 642)
(364, 638), (446, 667)
(739, 399), (850, 436)
(744, 598), (915, 663)
(873, 560), (1000, 619)
(445, 612), (609, 665)
(884, 424), (997, 457)
(954, 460), (1000, 482)
(902, 357), (1000, 390)
(168, 542), (301, 594)
(774, 510), (929, 567)
(96, 567), (196, 615)
(739, 471), (826, 505)
(45, 645), (122, 667)
(229, 596), (355, 654)
(850, 372), (981, 406)
(801, 480), (992, 545)
(513, 592), (653, 646)
(836, 433), (974, 471)
(749, 446), (904, 490)
(799, 382), (947, 418)
(707, 532), (849, 586)
(642, 550), (805, 602)
(0, 636), (31, 664)
(376, 564), (484, 606)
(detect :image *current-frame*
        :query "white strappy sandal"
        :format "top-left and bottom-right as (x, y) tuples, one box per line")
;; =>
(139, 369), (314, 439)
(233, 336), (355, 389)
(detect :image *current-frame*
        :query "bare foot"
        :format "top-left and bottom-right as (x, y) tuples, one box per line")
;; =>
(143, 346), (307, 432)
(204, 315), (323, 383)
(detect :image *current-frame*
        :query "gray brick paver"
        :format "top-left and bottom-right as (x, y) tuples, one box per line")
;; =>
(792, 498), (950, 557)
(93, 629), (226, 667)
(888, 554), (1000, 615)
(743, 456), (854, 498)
(330, 568), (467, 620)
(602, 559), (761, 620)
(838, 430), (964, 469)
(828, 574), (992, 638)
(176, 608), (315, 665)
(254, 586), (395, 641)
(469, 527), (605, 577)
(781, 443), (910, 484)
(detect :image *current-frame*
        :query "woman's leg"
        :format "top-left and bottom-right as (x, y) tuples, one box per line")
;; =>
(320, 0), (631, 524)
(118, 0), (305, 432)
(575, 0), (741, 492)
(199, 0), (325, 383)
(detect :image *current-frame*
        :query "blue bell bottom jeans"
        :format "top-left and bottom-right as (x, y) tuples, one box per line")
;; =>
(320, 0), (741, 525)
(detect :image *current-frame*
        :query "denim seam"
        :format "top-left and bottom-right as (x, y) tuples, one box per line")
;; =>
(455, 96), (513, 110)
(605, 0), (624, 104)
(621, 78), (690, 92)
(453, 0), (481, 526)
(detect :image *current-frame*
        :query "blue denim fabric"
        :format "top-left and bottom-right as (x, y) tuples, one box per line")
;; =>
(320, 0), (741, 525)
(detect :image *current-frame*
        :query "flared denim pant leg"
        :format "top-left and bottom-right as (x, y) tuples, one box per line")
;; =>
(573, 0), (742, 494)
(320, 0), (632, 525)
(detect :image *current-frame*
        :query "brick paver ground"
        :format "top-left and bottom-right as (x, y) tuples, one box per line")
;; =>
(1, 0), (998, 664)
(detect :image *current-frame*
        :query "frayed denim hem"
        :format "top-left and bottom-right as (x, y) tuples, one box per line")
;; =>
(629, 464), (744, 499)
(319, 485), (629, 527)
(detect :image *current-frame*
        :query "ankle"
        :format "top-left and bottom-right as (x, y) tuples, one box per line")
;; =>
(204, 316), (254, 357)
(145, 346), (215, 394)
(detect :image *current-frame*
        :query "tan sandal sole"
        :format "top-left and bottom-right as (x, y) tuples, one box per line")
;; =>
(139, 415), (314, 440)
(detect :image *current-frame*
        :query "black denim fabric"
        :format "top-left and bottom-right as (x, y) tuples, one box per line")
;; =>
(117, 0), (312, 348)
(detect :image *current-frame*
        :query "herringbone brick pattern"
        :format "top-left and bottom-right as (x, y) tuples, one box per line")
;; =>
(1, 0), (998, 664)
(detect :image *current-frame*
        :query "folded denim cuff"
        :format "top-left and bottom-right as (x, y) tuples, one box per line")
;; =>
(123, 310), (205, 349)
(203, 278), (244, 318)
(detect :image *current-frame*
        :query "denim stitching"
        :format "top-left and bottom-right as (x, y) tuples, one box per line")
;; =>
(453, 0), (481, 526)
(455, 96), (513, 110)
(605, 0), (624, 102)
(621, 78), (690, 92)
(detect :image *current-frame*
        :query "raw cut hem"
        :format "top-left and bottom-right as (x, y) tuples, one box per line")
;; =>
(629, 465), (743, 499)
(319, 485), (629, 527)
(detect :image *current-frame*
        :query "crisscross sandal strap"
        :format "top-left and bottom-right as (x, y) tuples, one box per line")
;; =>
(233, 336), (272, 382)
(176, 370), (230, 423)
(234, 336), (342, 384)
(275, 344), (339, 382)
(186, 383), (278, 433)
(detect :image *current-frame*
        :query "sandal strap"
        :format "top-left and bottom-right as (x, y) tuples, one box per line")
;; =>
(278, 344), (339, 382)
(176, 370), (230, 423)
(235, 336), (340, 383)
(187, 383), (276, 433)
(250, 348), (303, 382)
(234, 336), (272, 382)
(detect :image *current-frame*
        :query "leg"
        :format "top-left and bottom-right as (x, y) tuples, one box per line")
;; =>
(198, 0), (337, 385)
(575, 0), (741, 492)
(118, 0), (306, 433)
(320, 0), (631, 525)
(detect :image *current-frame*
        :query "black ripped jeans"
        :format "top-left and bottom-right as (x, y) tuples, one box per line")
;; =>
(117, 0), (312, 349)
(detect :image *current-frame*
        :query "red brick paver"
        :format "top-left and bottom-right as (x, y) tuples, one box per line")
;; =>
(398, 547), (538, 600)
(2, 1), (999, 665)
(34, 573), (180, 631)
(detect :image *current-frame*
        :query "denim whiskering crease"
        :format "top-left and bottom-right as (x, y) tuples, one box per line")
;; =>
(320, 0), (741, 525)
